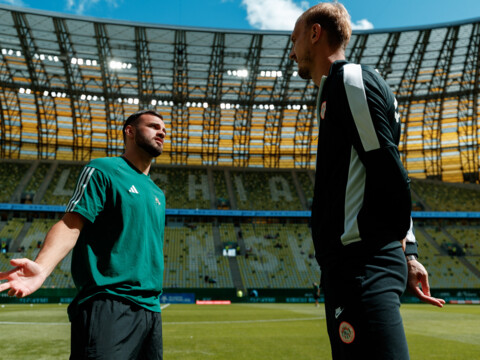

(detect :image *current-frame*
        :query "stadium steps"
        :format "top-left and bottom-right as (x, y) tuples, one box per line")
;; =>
(420, 226), (480, 286)
(224, 170), (238, 210)
(291, 171), (307, 210)
(212, 225), (224, 256)
(308, 171), (315, 186)
(410, 185), (432, 211)
(227, 256), (246, 293)
(33, 162), (58, 203)
(0, 218), (27, 252)
(207, 168), (217, 209)
(417, 227), (445, 255)
(216, 222), (246, 291)
(9, 221), (33, 253)
(10, 161), (38, 203)
(438, 227), (480, 280)
(235, 225), (247, 254)
(459, 256), (480, 281)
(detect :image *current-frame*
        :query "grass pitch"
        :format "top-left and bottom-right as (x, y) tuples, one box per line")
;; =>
(0, 303), (478, 359)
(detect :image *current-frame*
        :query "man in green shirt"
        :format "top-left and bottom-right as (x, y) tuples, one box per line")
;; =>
(0, 110), (167, 359)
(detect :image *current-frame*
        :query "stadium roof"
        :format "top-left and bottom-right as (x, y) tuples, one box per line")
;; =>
(0, 5), (479, 182)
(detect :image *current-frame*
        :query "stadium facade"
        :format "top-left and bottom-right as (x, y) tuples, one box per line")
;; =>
(0, 5), (479, 182)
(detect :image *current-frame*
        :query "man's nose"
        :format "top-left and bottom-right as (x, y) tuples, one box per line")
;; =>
(289, 48), (296, 61)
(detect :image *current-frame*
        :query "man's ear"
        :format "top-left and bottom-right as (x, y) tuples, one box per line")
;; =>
(311, 23), (322, 44)
(125, 125), (134, 139)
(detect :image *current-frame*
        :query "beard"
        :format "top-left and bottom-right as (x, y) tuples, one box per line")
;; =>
(297, 49), (313, 80)
(135, 131), (163, 157)
(298, 66), (312, 80)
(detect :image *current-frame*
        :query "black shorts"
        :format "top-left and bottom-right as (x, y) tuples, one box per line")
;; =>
(70, 296), (163, 360)
(321, 242), (409, 360)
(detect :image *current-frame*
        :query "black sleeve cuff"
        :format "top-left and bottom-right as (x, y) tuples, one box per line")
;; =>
(405, 241), (418, 258)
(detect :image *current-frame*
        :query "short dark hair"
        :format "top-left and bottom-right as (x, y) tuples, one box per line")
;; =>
(122, 109), (163, 143)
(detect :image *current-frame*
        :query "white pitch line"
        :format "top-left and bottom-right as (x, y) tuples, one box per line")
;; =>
(0, 305), (171, 326)
(0, 316), (323, 327)
(0, 321), (69, 326)
(163, 317), (323, 325)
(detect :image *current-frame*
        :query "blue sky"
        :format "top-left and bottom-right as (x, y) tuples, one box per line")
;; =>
(1, 0), (479, 31)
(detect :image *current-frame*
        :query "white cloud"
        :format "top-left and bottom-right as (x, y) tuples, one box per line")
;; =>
(351, 19), (374, 30)
(66, 0), (120, 15)
(66, 0), (98, 14)
(0, 0), (26, 6)
(241, 0), (310, 31)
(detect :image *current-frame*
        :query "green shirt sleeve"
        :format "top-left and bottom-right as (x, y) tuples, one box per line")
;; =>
(65, 165), (108, 223)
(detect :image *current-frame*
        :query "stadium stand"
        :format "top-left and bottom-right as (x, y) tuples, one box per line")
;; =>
(237, 223), (319, 289)
(0, 5), (480, 302)
(213, 170), (230, 209)
(231, 170), (303, 211)
(1, 6), (480, 182)
(41, 163), (84, 205)
(0, 217), (75, 288)
(0, 162), (30, 202)
(163, 223), (234, 288)
(296, 171), (314, 209)
(151, 167), (211, 209)
(1, 214), (480, 291)
(218, 223), (238, 244)
(411, 179), (480, 212)
(447, 225), (480, 257)
(416, 224), (480, 288)
(19, 218), (56, 255)
(24, 162), (51, 198)
(0, 217), (26, 249)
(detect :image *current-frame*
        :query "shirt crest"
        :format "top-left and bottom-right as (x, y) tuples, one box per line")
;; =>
(320, 101), (327, 120)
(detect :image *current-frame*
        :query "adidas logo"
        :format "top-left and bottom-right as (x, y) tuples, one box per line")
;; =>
(129, 185), (139, 194)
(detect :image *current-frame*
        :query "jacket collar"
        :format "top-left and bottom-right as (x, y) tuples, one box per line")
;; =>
(328, 60), (349, 76)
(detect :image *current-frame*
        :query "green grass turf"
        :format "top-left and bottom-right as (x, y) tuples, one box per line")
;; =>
(0, 303), (478, 359)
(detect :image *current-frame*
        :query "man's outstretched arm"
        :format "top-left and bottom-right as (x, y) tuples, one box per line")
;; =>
(0, 212), (84, 298)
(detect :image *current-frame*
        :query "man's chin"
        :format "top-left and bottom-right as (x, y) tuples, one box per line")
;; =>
(150, 149), (162, 157)
(298, 70), (312, 80)
(140, 144), (163, 157)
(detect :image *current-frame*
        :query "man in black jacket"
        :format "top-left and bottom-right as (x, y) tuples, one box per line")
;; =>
(289, 2), (444, 359)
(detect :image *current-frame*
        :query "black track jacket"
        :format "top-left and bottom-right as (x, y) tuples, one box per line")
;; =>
(311, 60), (417, 267)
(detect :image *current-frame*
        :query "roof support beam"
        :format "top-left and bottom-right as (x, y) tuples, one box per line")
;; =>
(12, 11), (58, 160)
(95, 22), (125, 156)
(293, 76), (318, 169)
(422, 26), (459, 180)
(233, 34), (262, 167)
(0, 46), (22, 159)
(53, 17), (93, 161)
(457, 23), (480, 183)
(347, 34), (368, 64)
(264, 38), (294, 168)
(135, 27), (155, 109)
(171, 29), (189, 164)
(375, 32), (401, 80)
(395, 29), (431, 169)
(201, 32), (224, 166)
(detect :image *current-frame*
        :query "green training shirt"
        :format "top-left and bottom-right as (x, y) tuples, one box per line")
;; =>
(65, 156), (165, 320)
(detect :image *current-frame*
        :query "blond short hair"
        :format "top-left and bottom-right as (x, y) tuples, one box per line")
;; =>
(301, 2), (352, 51)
